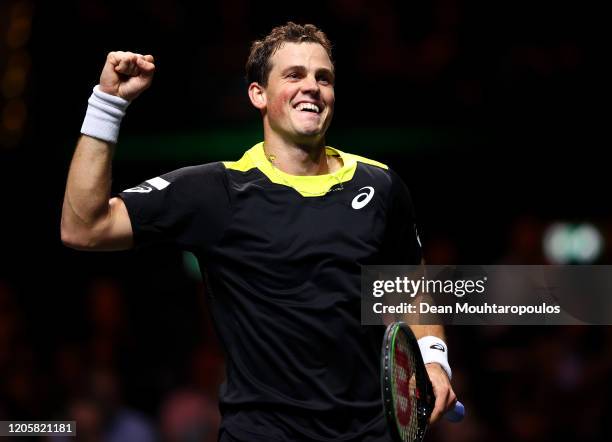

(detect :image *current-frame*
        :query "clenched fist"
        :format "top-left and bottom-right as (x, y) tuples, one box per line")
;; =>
(99, 51), (155, 101)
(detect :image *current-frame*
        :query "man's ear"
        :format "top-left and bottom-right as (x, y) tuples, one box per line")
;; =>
(248, 82), (266, 110)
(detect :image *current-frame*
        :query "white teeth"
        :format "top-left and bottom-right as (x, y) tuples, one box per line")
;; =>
(296, 102), (320, 113)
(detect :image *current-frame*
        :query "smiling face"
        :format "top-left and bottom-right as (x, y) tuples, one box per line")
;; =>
(250, 42), (335, 146)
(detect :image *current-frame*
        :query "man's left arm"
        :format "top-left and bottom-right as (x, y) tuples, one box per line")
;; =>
(410, 324), (457, 424)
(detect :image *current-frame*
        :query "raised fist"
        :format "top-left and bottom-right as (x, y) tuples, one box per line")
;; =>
(99, 51), (155, 101)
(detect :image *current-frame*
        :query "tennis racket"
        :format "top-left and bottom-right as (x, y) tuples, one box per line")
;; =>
(381, 322), (464, 442)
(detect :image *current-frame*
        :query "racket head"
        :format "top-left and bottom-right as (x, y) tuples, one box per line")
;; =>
(381, 322), (434, 442)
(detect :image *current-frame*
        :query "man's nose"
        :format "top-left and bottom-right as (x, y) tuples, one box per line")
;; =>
(301, 75), (320, 94)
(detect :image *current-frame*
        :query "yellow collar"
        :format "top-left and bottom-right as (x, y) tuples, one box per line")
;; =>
(246, 142), (357, 197)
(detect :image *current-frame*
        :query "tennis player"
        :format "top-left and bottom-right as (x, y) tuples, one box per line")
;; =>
(61, 22), (456, 441)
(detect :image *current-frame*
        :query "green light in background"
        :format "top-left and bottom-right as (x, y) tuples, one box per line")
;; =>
(111, 125), (483, 162)
(543, 222), (603, 264)
(183, 251), (202, 281)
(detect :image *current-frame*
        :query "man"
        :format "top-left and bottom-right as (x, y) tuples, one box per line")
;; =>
(62, 22), (456, 441)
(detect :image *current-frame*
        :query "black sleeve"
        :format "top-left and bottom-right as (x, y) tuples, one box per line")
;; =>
(118, 162), (230, 251)
(379, 168), (423, 264)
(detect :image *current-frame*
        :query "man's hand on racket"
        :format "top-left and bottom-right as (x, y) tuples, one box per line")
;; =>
(425, 363), (457, 425)
(99, 51), (155, 101)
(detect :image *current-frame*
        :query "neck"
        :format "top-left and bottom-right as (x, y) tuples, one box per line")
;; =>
(263, 130), (331, 176)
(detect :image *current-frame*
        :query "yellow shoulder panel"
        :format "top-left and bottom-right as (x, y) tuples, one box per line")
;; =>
(223, 150), (256, 172)
(337, 151), (389, 170)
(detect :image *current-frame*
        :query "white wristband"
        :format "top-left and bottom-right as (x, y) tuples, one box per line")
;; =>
(418, 336), (452, 380)
(80, 85), (129, 144)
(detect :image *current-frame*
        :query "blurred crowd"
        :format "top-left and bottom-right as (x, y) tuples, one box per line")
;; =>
(0, 273), (224, 442)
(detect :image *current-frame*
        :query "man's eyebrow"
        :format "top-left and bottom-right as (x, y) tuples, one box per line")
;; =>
(280, 65), (307, 74)
(280, 65), (335, 76)
(317, 68), (335, 78)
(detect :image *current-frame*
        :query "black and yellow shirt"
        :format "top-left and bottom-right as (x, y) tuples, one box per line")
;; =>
(119, 142), (422, 442)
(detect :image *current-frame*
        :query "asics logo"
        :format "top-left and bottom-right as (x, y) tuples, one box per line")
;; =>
(351, 186), (375, 209)
(430, 344), (446, 352)
(123, 177), (171, 194)
(123, 185), (153, 193)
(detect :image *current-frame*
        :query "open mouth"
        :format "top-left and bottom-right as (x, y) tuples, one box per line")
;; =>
(294, 102), (322, 114)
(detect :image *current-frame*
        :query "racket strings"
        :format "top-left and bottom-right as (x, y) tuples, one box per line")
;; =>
(392, 335), (419, 441)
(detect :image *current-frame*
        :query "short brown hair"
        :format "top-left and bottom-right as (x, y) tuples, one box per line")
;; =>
(246, 22), (333, 87)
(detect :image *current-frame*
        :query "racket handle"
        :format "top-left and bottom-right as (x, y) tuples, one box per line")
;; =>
(444, 401), (465, 422)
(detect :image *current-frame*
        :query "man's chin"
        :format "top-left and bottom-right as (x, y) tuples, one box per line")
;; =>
(293, 130), (324, 144)
(295, 124), (325, 137)
(298, 129), (321, 137)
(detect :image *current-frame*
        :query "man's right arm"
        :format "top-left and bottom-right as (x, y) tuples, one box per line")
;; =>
(61, 135), (133, 251)
(60, 51), (155, 251)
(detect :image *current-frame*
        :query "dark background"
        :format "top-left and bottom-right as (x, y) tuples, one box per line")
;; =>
(0, 1), (610, 441)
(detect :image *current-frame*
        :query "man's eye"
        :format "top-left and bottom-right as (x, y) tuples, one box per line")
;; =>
(288, 72), (299, 79)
